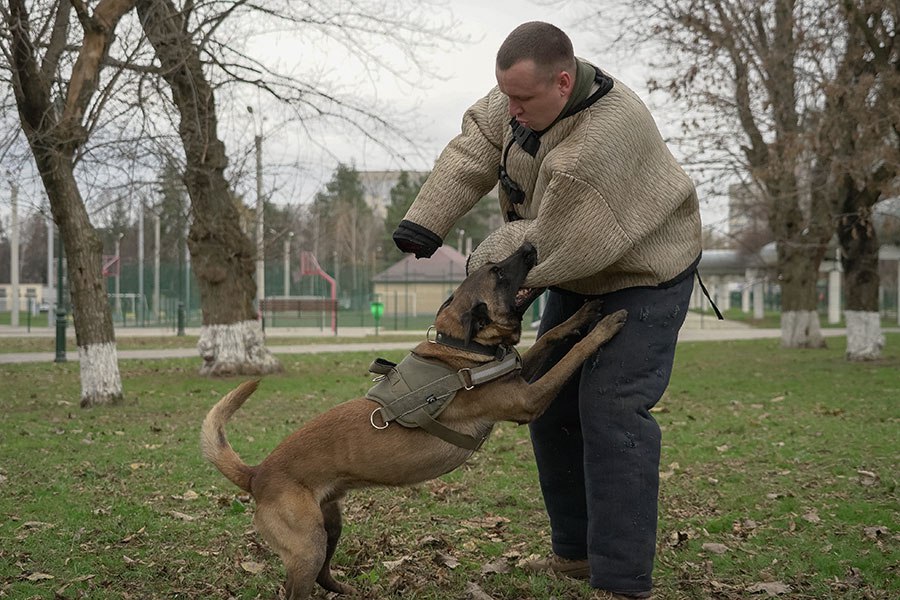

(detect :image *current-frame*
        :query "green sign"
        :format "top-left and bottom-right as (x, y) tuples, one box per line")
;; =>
(370, 301), (384, 321)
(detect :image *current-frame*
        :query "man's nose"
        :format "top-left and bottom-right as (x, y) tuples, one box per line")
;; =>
(508, 100), (522, 116)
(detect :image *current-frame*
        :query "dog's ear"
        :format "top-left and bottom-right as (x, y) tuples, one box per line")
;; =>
(436, 294), (454, 316)
(461, 301), (490, 344)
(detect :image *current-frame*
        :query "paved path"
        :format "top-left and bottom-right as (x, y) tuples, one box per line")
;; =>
(0, 311), (882, 364)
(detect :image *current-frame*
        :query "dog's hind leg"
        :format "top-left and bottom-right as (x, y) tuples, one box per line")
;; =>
(253, 487), (326, 600)
(316, 499), (356, 595)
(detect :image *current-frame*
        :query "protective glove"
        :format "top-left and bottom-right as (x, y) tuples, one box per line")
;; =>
(392, 220), (442, 259)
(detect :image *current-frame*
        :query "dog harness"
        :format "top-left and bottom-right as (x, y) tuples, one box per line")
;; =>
(365, 348), (522, 451)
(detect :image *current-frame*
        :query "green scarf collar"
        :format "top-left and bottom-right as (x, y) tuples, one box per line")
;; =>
(543, 58), (595, 132)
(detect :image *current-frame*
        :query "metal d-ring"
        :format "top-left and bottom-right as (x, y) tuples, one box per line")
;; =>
(459, 368), (475, 390)
(370, 407), (389, 430)
(426, 325), (437, 343)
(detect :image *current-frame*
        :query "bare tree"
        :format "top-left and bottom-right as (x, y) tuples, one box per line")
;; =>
(132, 0), (457, 370)
(135, 0), (281, 376)
(815, 0), (898, 359)
(580, 0), (864, 347)
(2, 0), (134, 406)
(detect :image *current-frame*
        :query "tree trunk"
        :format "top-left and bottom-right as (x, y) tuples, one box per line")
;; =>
(775, 241), (826, 349)
(838, 199), (883, 361)
(6, 0), (126, 407)
(136, 0), (280, 376)
(42, 154), (124, 406)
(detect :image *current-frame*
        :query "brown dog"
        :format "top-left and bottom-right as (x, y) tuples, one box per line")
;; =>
(201, 243), (627, 599)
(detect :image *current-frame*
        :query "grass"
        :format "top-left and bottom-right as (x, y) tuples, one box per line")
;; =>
(0, 335), (897, 599)
(715, 307), (900, 329)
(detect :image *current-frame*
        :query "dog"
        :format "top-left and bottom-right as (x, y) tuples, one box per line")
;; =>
(201, 242), (627, 599)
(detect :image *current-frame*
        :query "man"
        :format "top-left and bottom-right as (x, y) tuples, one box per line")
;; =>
(393, 22), (702, 600)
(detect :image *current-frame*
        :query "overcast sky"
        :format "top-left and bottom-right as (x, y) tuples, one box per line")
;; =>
(242, 0), (732, 223)
(0, 0), (727, 233)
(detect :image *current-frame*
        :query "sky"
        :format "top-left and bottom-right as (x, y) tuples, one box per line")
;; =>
(0, 0), (728, 234)
(245, 0), (729, 229)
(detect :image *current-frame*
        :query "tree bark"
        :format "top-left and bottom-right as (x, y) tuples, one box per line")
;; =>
(6, 0), (130, 406)
(136, 0), (280, 376)
(838, 198), (883, 360)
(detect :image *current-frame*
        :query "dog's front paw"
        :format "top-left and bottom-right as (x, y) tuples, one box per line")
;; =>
(590, 309), (628, 340)
(567, 299), (604, 334)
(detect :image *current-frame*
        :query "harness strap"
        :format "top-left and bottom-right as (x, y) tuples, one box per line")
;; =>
(367, 350), (521, 450)
(695, 270), (725, 320)
(410, 411), (486, 451)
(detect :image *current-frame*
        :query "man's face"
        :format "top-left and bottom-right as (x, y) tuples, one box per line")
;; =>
(496, 59), (572, 132)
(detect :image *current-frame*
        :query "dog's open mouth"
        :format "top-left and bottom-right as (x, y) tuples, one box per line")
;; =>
(514, 287), (545, 312)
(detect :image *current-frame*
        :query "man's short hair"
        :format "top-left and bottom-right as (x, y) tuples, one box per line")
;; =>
(496, 22), (576, 79)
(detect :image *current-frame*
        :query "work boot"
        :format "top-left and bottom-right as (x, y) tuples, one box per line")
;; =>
(521, 553), (590, 580)
(591, 590), (653, 600)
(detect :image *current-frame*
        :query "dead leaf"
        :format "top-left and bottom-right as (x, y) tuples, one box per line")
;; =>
(172, 490), (199, 501)
(863, 525), (889, 540)
(465, 582), (496, 600)
(747, 581), (792, 595)
(25, 572), (54, 582)
(460, 515), (510, 529)
(669, 531), (689, 548)
(417, 534), (445, 548)
(701, 542), (729, 555)
(129, 462), (148, 470)
(383, 556), (410, 571)
(240, 561), (265, 574)
(481, 559), (510, 575)
(169, 511), (196, 522)
(802, 511), (821, 524)
(435, 551), (460, 569)
(120, 527), (146, 544)
(716, 444), (729, 453)
(660, 462), (680, 480)
(857, 469), (879, 486)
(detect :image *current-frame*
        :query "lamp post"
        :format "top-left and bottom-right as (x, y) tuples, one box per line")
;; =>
(283, 232), (293, 297)
(114, 232), (123, 318)
(54, 232), (67, 363)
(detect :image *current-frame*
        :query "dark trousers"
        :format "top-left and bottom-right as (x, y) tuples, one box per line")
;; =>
(529, 275), (693, 595)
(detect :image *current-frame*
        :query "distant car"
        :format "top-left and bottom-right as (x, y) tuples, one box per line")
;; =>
(38, 301), (50, 313)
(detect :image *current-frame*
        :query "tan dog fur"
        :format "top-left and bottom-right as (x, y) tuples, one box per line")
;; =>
(201, 243), (627, 598)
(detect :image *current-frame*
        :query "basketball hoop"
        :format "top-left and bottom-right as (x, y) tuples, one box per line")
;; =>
(102, 255), (120, 277)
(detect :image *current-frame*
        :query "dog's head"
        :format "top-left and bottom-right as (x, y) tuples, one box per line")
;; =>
(433, 242), (544, 347)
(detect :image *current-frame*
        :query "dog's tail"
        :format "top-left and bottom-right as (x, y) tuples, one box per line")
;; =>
(200, 379), (259, 493)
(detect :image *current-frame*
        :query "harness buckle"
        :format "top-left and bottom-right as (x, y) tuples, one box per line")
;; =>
(459, 368), (475, 390)
(370, 407), (390, 430)
(426, 325), (437, 344)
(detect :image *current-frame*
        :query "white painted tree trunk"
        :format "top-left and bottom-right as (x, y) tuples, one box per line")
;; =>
(197, 320), (282, 376)
(844, 310), (884, 361)
(78, 343), (124, 407)
(780, 310), (827, 348)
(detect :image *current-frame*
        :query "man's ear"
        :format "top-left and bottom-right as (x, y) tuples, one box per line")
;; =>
(461, 301), (490, 344)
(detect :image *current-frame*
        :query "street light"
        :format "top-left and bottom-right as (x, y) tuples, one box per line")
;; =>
(54, 230), (67, 363)
(283, 231), (294, 297)
(248, 105), (266, 316)
(114, 231), (124, 318)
